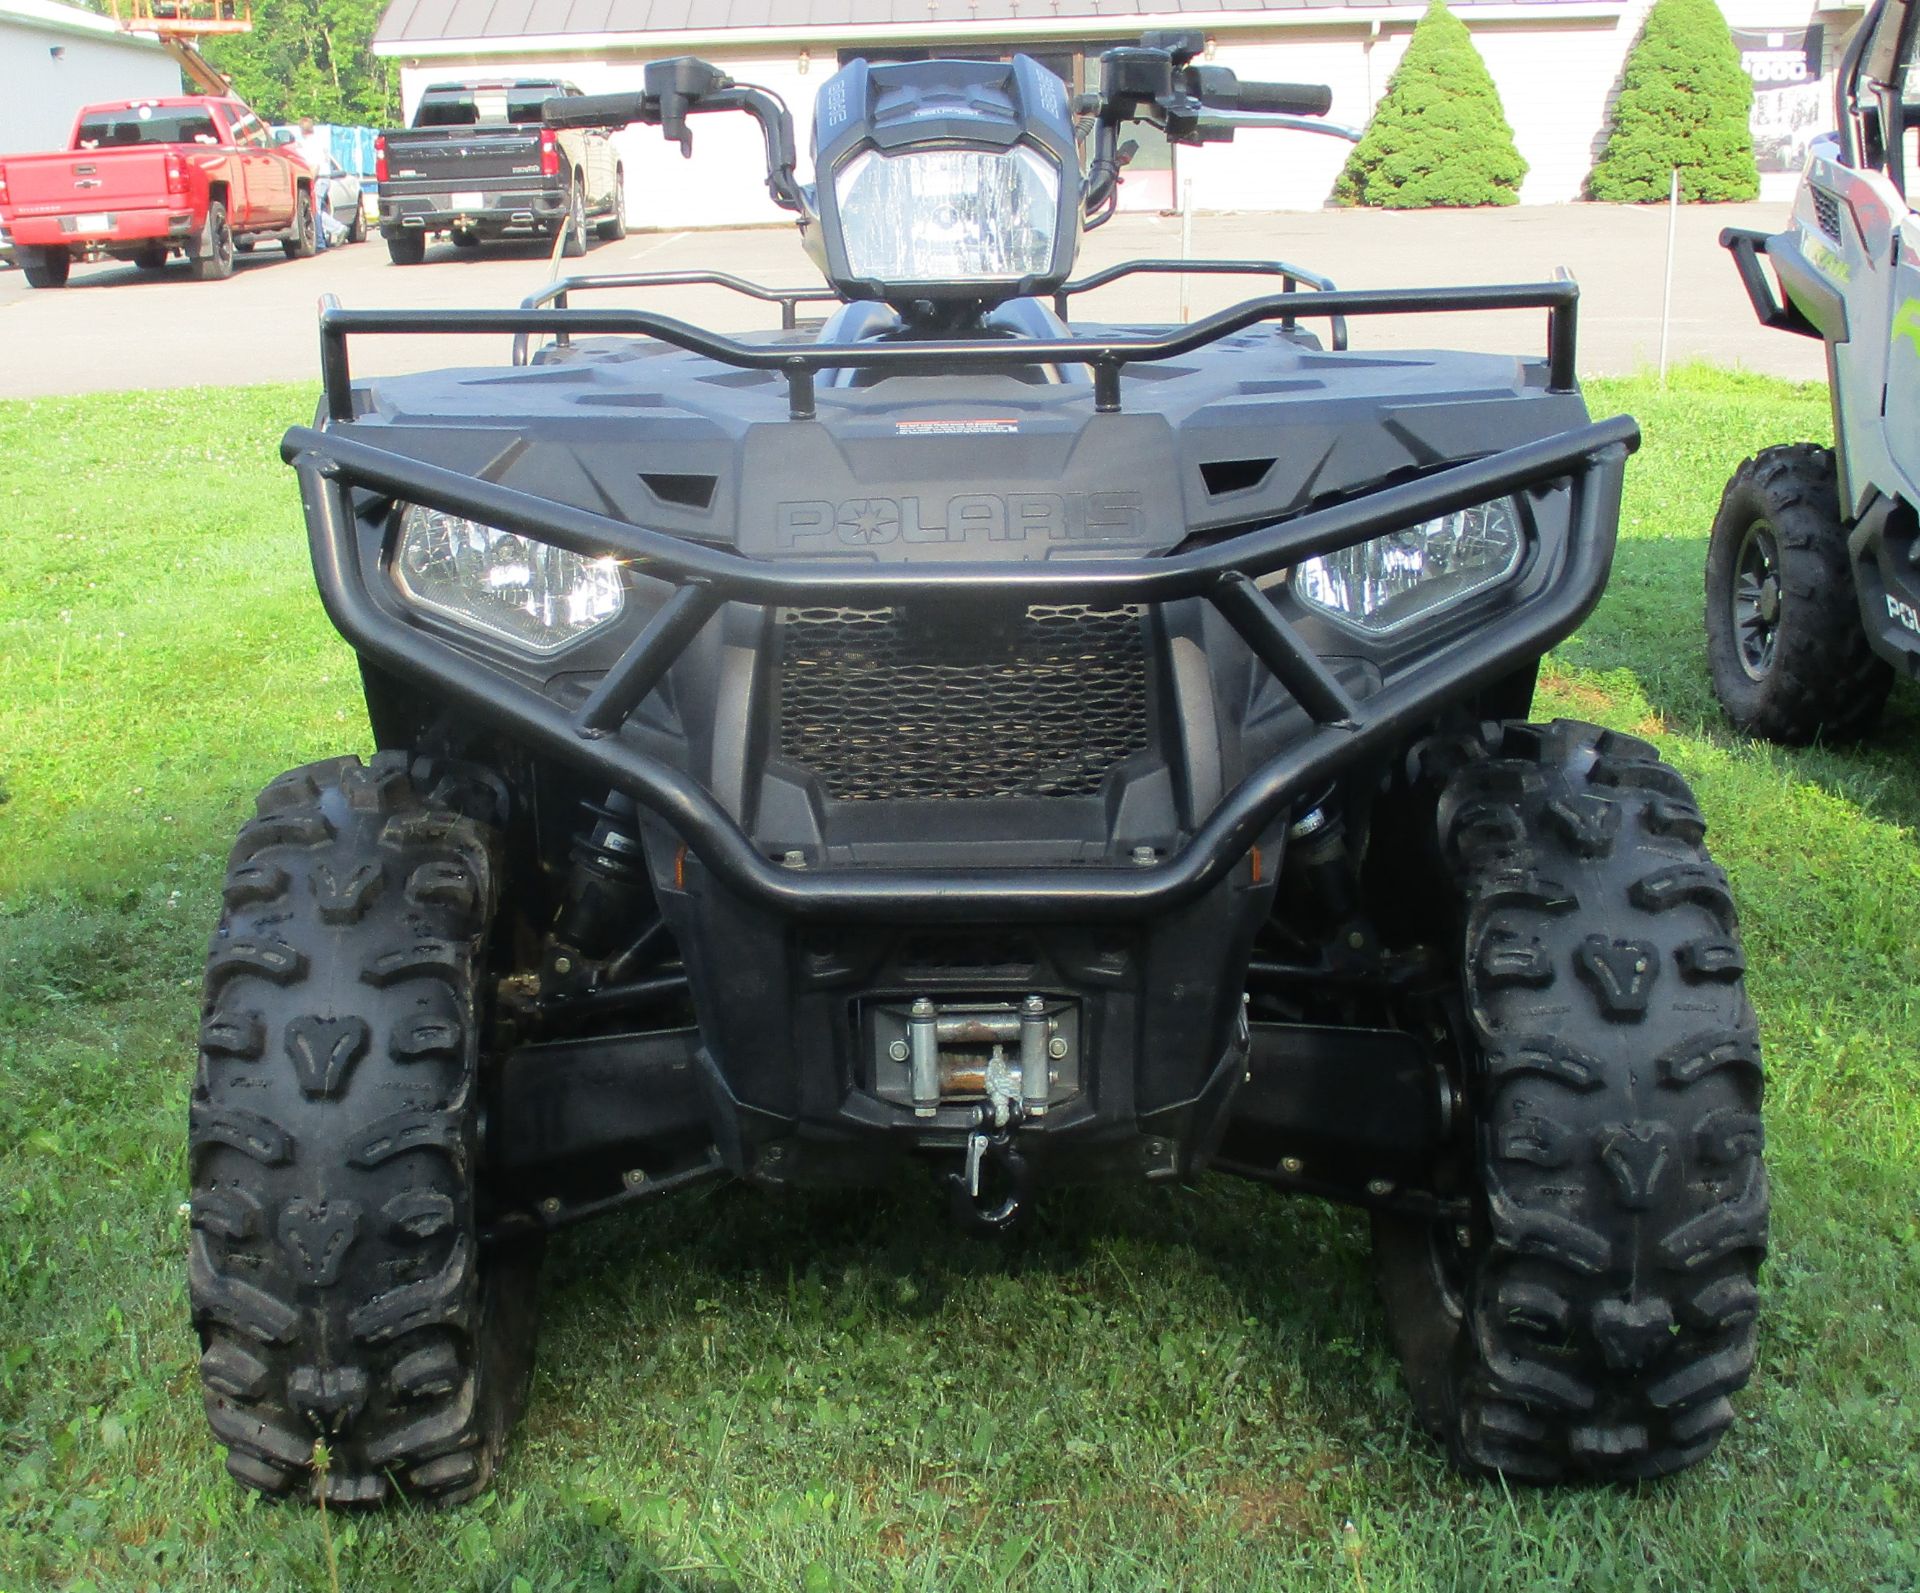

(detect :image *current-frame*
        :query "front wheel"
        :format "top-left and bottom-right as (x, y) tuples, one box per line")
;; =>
(561, 179), (587, 257)
(1704, 444), (1891, 742)
(346, 204), (367, 245)
(596, 170), (627, 241)
(1374, 720), (1766, 1481)
(189, 753), (540, 1504)
(20, 246), (71, 289)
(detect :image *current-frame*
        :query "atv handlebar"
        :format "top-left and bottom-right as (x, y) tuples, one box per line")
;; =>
(544, 91), (649, 129)
(1199, 73), (1333, 119)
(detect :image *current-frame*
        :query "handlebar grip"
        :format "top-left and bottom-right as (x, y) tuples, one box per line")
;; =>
(543, 92), (653, 129)
(1228, 80), (1333, 118)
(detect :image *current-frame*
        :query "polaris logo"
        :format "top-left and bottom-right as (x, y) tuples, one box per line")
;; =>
(1888, 593), (1920, 636)
(775, 492), (1144, 548)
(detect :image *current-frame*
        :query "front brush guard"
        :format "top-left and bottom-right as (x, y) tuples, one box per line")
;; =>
(286, 411), (1635, 922)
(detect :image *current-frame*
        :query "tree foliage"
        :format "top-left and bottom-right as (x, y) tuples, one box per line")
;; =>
(199, 0), (397, 127)
(1589, 0), (1757, 202)
(1332, 0), (1527, 208)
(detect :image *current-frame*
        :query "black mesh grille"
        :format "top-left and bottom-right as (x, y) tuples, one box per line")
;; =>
(1811, 186), (1842, 240)
(776, 604), (1150, 801)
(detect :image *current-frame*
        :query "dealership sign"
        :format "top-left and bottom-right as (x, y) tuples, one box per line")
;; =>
(1734, 25), (1828, 174)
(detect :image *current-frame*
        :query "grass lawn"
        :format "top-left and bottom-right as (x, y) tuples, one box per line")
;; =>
(2, 368), (1918, 1591)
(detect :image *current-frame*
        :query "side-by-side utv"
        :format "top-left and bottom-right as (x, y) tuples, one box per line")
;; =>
(189, 36), (1767, 1503)
(1712, 0), (1920, 738)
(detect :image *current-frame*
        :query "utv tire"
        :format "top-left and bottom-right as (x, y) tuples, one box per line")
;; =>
(596, 170), (628, 241)
(386, 230), (427, 266)
(1373, 720), (1767, 1482)
(20, 246), (70, 289)
(190, 200), (236, 281)
(1705, 444), (1891, 742)
(189, 752), (540, 1505)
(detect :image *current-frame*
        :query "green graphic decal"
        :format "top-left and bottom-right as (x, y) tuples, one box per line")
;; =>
(1894, 299), (1920, 357)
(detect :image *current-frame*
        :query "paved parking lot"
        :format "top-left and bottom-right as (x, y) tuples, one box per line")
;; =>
(0, 201), (1821, 397)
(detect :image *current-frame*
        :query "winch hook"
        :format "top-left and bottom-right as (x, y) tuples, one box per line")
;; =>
(947, 1106), (1031, 1234)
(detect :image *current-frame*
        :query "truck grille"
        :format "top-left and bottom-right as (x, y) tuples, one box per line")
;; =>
(776, 604), (1150, 801)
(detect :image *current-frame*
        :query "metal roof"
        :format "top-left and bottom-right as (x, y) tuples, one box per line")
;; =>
(374, 0), (1598, 47)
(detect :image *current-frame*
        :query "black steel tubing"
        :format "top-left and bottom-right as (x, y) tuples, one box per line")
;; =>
(293, 433), (1629, 921)
(512, 272), (843, 360)
(573, 583), (723, 737)
(285, 414), (1637, 604)
(1051, 258), (1348, 350)
(317, 279), (1580, 421)
(1211, 571), (1360, 727)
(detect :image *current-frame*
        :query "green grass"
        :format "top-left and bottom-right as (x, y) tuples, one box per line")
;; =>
(2, 367), (1919, 1590)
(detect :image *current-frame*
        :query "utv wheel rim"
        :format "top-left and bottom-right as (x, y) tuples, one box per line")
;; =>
(1733, 518), (1783, 681)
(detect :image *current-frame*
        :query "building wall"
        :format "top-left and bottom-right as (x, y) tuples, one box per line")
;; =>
(392, 0), (1861, 228)
(0, 20), (180, 156)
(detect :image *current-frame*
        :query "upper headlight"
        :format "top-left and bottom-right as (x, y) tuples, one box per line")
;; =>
(393, 505), (625, 655)
(1292, 500), (1525, 635)
(832, 145), (1061, 285)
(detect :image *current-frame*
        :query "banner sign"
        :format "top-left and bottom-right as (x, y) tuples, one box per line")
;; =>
(1734, 25), (1828, 174)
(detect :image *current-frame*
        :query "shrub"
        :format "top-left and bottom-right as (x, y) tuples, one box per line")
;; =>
(1332, 0), (1527, 208)
(1590, 0), (1758, 201)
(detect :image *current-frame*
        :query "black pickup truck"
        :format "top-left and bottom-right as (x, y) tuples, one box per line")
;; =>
(375, 79), (626, 264)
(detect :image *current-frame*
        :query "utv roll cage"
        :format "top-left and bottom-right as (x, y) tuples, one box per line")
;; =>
(287, 272), (1635, 922)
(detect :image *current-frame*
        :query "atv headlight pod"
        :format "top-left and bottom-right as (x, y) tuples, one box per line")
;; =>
(832, 145), (1061, 285)
(1292, 499), (1525, 635)
(392, 505), (625, 656)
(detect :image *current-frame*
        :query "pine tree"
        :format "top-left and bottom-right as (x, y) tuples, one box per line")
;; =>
(1589, 0), (1758, 202)
(1332, 0), (1528, 208)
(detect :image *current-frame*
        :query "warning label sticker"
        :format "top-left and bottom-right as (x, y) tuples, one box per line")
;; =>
(893, 418), (1021, 436)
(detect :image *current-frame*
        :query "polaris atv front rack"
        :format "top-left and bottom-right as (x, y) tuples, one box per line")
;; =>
(318, 277), (1580, 423)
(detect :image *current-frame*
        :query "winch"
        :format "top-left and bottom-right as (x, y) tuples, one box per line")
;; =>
(863, 994), (1079, 1119)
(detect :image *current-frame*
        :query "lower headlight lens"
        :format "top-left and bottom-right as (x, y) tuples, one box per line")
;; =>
(833, 146), (1060, 284)
(1292, 500), (1525, 634)
(393, 505), (625, 655)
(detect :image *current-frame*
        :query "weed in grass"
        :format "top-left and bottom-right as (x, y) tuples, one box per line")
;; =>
(2, 370), (1919, 1589)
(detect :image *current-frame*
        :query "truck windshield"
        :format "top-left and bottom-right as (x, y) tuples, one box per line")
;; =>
(414, 88), (558, 127)
(76, 109), (220, 148)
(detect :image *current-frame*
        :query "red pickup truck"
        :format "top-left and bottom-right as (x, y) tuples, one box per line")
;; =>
(0, 96), (318, 288)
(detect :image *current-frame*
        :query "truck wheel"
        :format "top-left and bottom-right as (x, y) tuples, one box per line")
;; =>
(1373, 720), (1766, 1481)
(347, 205), (367, 245)
(562, 179), (587, 257)
(1705, 444), (1891, 742)
(189, 752), (540, 1505)
(132, 243), (170, 272)
(190, 200), (236, 281)
(450, 230), (480, 250)
(385, 230), (426, 266)
(20, 246), (71, 289)
(283, 188), (317, 259)
(596, 169), (627, 241)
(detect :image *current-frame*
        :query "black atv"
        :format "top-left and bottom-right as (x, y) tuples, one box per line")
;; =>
(189, 37), (1767, 1504)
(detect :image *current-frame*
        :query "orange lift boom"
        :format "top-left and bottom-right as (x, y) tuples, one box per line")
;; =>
(105, 0), (253, 97)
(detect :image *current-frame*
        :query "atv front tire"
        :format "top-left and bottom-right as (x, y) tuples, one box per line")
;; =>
(1705, 444), (1891, 742)
(189, 753), (539, 1504)
(1374, 721), (1767, 1481)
